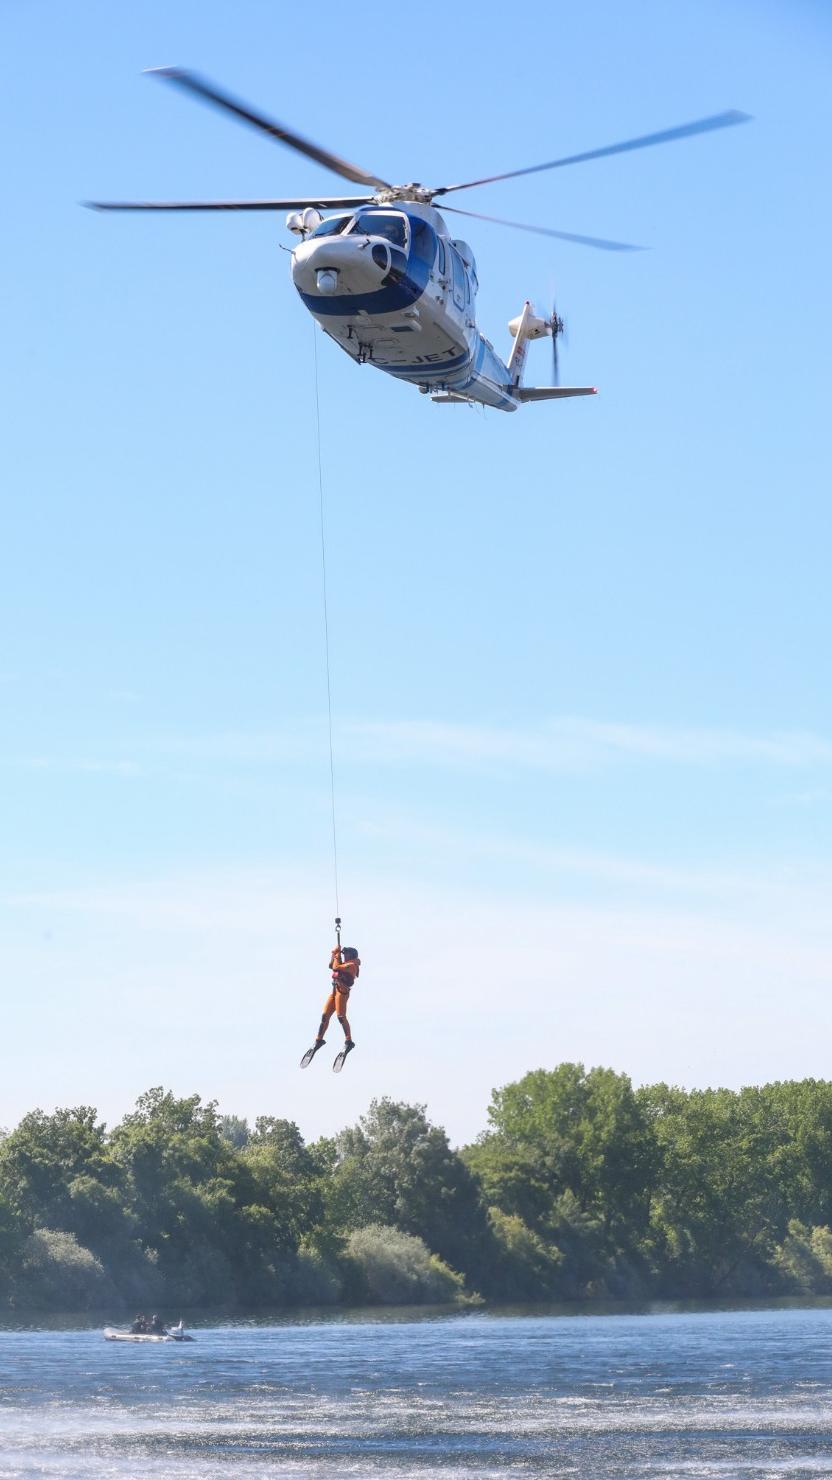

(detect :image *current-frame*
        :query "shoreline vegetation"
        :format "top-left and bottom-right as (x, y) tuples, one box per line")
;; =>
(3, 1065), (832, 1313)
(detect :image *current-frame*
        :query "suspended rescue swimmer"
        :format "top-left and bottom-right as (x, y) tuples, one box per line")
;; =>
(301, 925), (361, 1074)
(87, 67), (750, 412)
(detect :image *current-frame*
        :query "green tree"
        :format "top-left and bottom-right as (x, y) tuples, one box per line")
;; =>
(244, 1118), (324, 1247)
(466, 1064), (657, 1294)
(219, 1115), (250, 1150)
(755, 1080), (832, 1228)
(0, 1191), (24, 1299)
(774, 1219), (832, 1293)
(325, 1099), (493, 1289)
(0, 1106), (129, 1252)
(638, 1083), (788, 1293)
(110, 1088), (295, 1304)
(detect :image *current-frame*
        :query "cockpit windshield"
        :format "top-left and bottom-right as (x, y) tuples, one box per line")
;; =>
(310, 214), (351, 238)
(350, 212), (408, 248)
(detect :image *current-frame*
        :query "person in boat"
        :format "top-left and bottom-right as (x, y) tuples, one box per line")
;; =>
(312, 943), (360, 1057)
(129, 1314), (148, 1334)
(148, 1313), (167, 1335)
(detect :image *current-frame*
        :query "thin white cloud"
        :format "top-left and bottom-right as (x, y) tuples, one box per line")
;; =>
(353, 807), (832, 910)
(143, 729), (320, 765)
(139, 716), (832, 773)
(17, 757), (142, 777)
(343, 717), (832, 771)
(8, 716), (831, 785)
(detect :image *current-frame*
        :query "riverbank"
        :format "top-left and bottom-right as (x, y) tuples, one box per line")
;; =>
(5, 1291), (832, 1331)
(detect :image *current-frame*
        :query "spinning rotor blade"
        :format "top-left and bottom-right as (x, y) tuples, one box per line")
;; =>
(84, 196), (375, 212)
(436, 110), (751, 194)
(440, 204), (641, 252)
(550, 302), (565, 387)
(146, 67), (392, 190)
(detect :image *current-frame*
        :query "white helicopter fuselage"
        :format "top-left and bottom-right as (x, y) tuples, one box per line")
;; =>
(89, 68), (748, 414)
(291, 202), (520, 412)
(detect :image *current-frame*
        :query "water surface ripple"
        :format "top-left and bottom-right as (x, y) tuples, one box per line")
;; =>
(2, 1305), (832, 1476)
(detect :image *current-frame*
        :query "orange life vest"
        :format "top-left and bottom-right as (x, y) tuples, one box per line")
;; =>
(330, 949), (360, 990)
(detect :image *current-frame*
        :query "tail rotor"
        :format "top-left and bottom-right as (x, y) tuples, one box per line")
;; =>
(549, 301), (566, 385)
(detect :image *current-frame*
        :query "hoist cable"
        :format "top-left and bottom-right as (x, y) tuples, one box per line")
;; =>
(311, 323), (340, 921)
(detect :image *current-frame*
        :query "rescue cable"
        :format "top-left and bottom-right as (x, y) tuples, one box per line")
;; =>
(311, 323), (341, 930)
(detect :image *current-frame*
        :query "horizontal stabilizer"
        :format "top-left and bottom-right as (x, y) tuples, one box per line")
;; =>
(514, 386), (597, 401)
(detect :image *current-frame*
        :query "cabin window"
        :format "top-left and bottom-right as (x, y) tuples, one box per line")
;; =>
(450, 248), (466, 309)
(350, 212), (408, 248)
(310, 214), (351, 237)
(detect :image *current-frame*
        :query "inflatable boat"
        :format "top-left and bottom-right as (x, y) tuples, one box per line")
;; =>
(103, 1321), (194, 1343)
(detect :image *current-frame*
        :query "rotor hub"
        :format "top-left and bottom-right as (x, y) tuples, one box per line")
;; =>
(374, 183), (435, 205)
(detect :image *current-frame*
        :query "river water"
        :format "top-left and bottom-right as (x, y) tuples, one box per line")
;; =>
(2, 1303), (832, 1477)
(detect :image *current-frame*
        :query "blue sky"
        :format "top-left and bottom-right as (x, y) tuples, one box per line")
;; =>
(1, 0), (831, 1144)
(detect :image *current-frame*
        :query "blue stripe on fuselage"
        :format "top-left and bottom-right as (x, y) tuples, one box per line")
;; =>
(384, 348), (472, 377)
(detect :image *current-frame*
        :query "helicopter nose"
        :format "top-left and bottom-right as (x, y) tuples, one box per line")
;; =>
(292, 235), (394, 299)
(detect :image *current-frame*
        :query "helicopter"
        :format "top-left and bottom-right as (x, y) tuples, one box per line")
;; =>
(87, 70), (750, 413)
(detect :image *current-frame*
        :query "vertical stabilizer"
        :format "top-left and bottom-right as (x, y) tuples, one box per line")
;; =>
(507, 300), (534, 387)
(507, 300), (551, 387)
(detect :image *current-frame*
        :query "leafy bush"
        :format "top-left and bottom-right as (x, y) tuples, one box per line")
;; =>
(15, 1229), (118, 1309)
(288, 1244), (344, 1306)
(488, 1208), (564, 1300)
(346, 1224), (466, 1305)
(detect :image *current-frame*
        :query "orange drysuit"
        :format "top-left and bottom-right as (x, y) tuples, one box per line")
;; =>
(318, 948), (360, 1038)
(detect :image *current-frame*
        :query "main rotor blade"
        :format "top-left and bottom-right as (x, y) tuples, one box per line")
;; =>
(84, 196), (375, 212)
(436, 109), (751, 194)
(146, 67), (392, 190)
(440, 204), (641, 252)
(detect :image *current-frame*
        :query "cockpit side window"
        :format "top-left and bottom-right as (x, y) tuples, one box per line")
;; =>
(350, 212), (408, 248)
(437, 238), (446, 276)
(311, 215), (351, 238)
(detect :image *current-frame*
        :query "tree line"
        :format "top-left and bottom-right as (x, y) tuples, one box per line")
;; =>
(2, 1065), (832, 1311)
